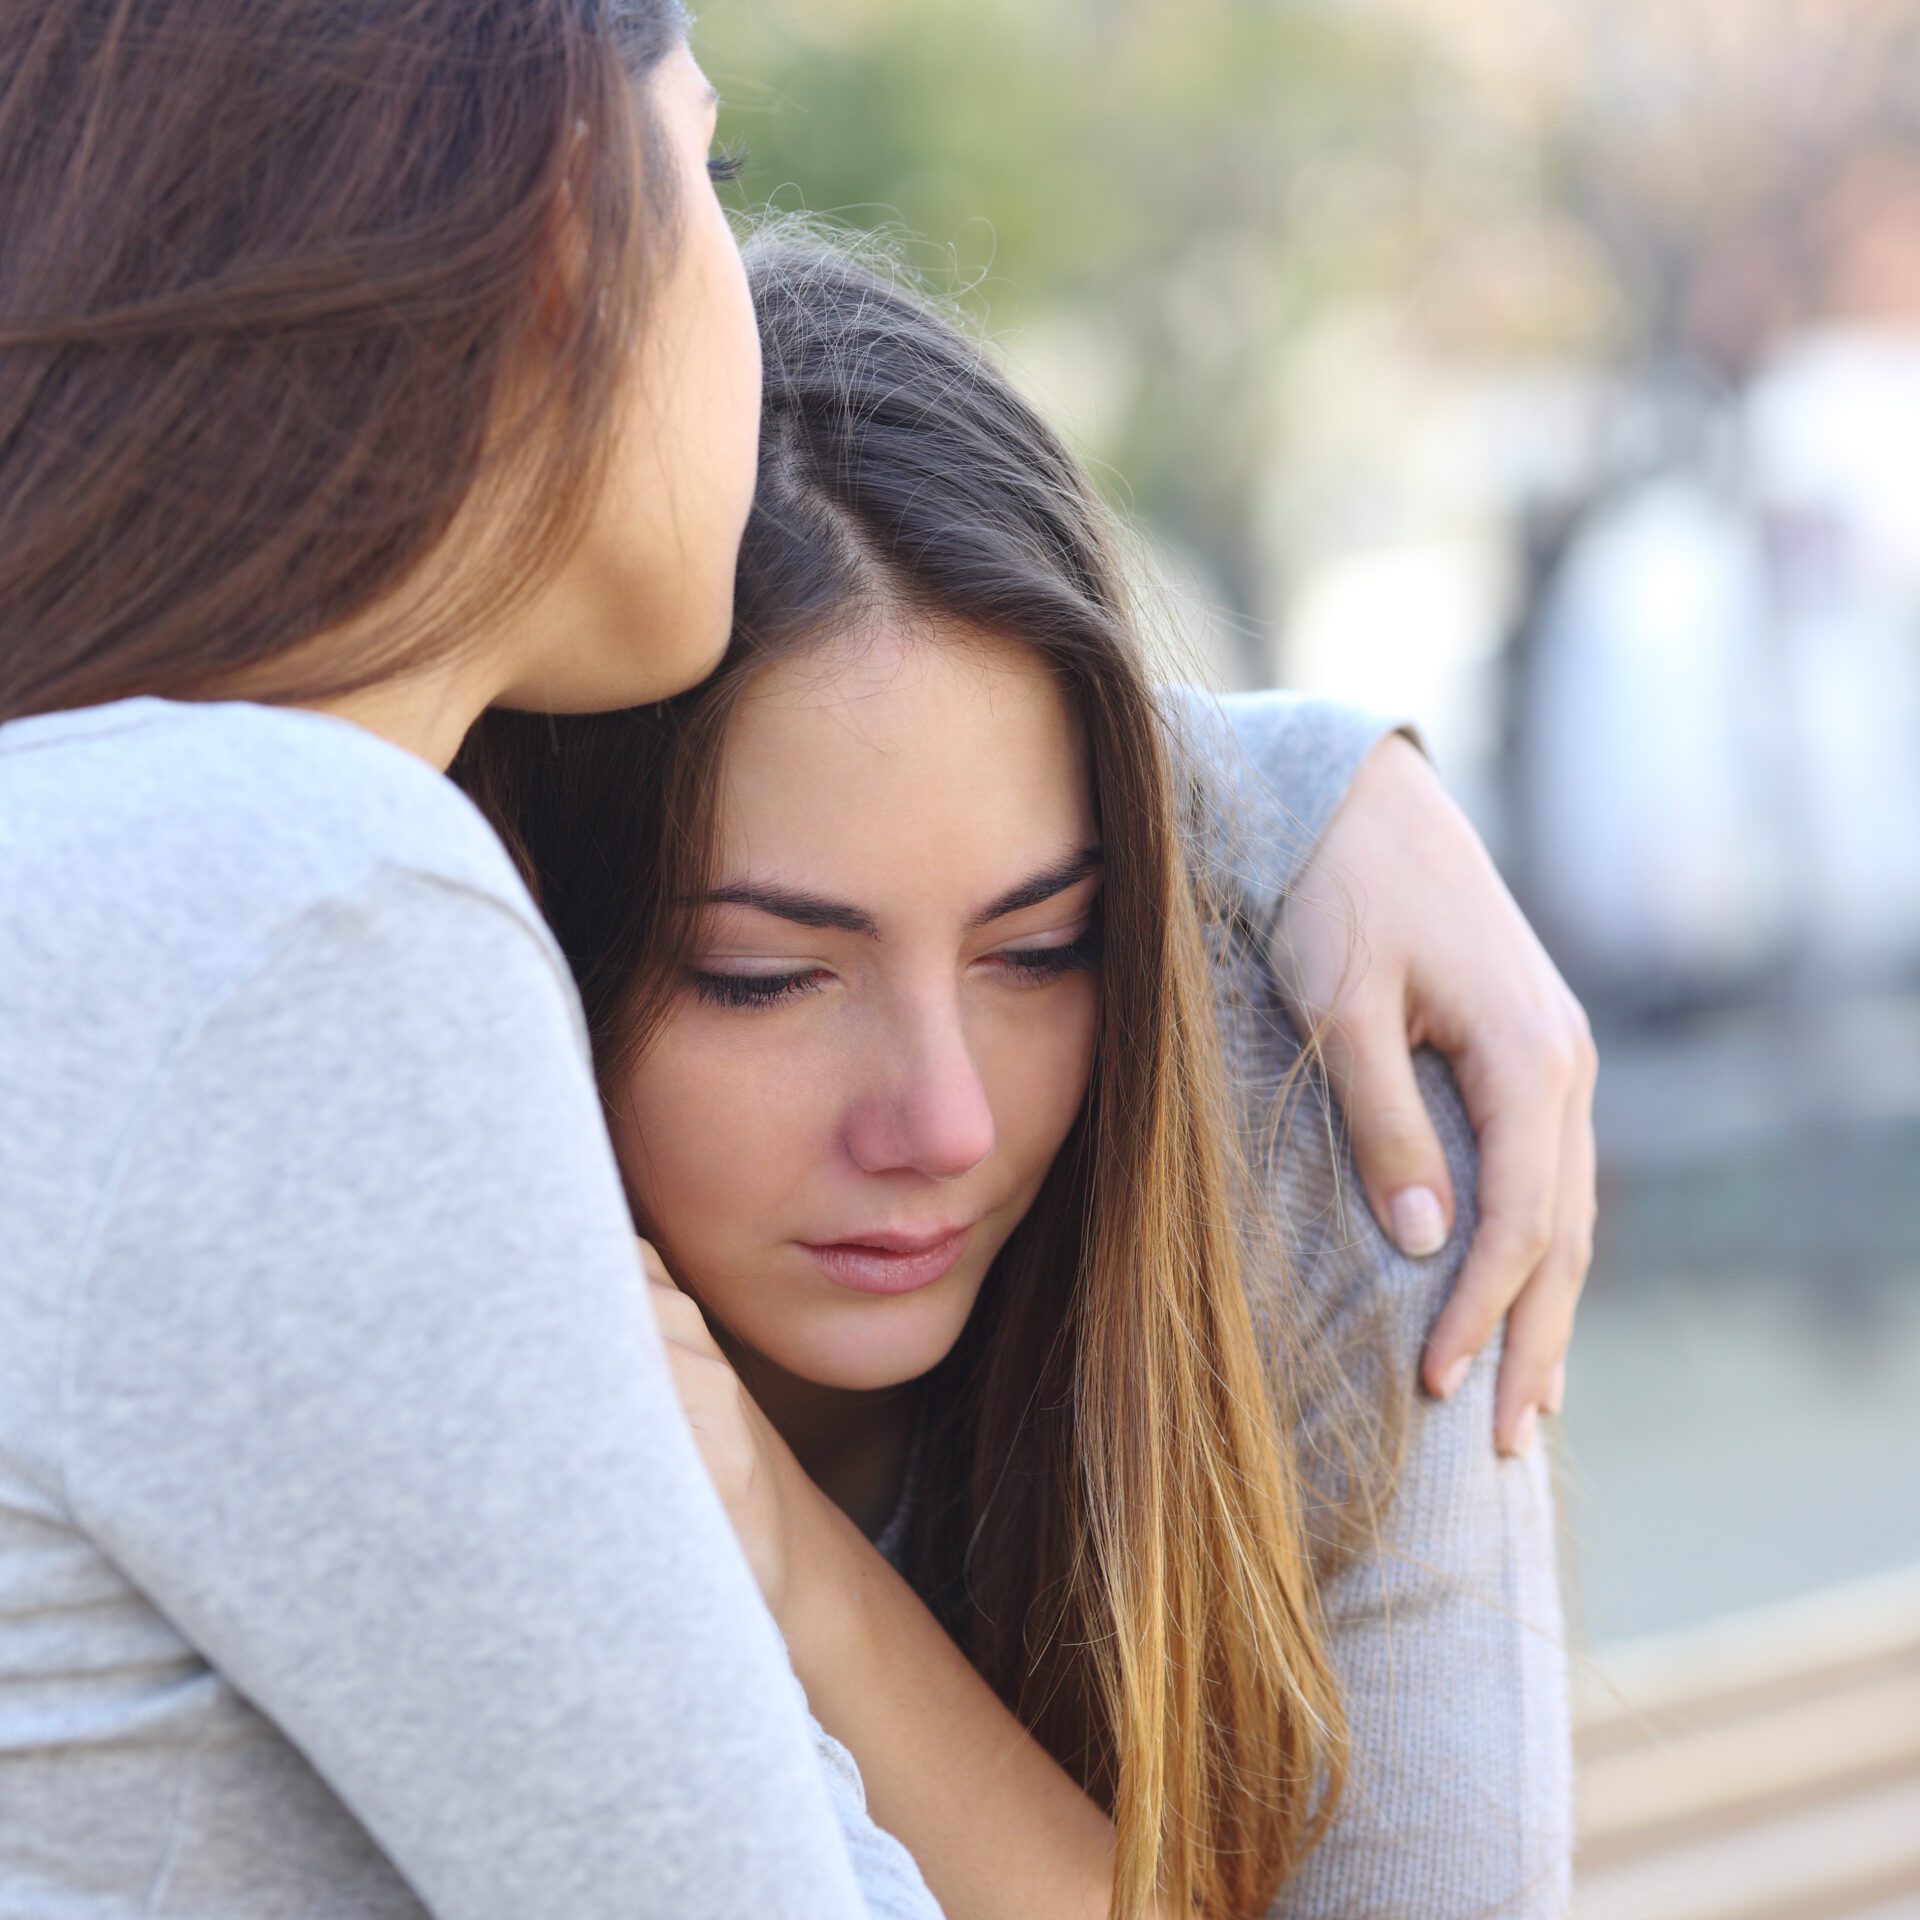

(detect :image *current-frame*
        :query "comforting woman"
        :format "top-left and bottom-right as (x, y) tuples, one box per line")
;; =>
(0, 7), (947, 1915)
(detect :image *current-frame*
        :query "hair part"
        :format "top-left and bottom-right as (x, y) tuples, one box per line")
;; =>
(0, 0), (689, 722)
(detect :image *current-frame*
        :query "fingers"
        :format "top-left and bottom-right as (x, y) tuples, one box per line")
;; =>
(1421, 1080), (1566, 1405)
(1489, 1260), (1574, 1458)
(663, 1343), (762, 1507)
(638, 1236), (728, 1360)
(1490, 1044), (1597, 1454)
(1319, 993), (1458, 1261)
(643, 1258), (749, 1464)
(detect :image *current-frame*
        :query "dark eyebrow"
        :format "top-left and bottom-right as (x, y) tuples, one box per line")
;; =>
(969, 847), (1104, 927)
(696, 847), (1103, 940)
(699, 883), (878, 937)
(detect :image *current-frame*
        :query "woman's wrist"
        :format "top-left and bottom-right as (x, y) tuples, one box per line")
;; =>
(768, 1437), (880, 1706)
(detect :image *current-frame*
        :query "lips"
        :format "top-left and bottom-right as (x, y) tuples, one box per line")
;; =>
(800, 1224), (972, 1295)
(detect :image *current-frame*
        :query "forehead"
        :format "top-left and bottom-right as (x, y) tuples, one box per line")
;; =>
(712, 621), (1096, 900)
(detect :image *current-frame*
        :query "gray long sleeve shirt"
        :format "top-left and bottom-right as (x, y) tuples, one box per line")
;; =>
(0, 697), (938, 1919)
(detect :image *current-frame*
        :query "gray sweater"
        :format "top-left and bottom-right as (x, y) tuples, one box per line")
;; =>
(0, 691), (1570, 1919)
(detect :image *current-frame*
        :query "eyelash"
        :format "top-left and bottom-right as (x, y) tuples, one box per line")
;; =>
(707, 146), (748, 184)
(688, 969), (824, 1011)
(687, 932), (1099, 1013)
(997, 934), (1099, 985)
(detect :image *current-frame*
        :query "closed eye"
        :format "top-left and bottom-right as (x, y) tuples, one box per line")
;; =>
(686, 966), (824, 1010)
(982, 929), (1100, 984)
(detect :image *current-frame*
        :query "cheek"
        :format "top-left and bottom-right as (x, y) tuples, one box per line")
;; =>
(613, 1022), (823, 1263)
(718, 233), (762, 524)
(984, 980), (1100, 1177)
(683, 193), (760, 535)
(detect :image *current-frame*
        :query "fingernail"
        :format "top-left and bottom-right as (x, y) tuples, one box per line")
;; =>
(1546, 1361), (1566, 1416)
(1436, 1353), (1471, 1400)
(1507, 1406), (1539, 1457)
(1390, 1186), (1447, 1258)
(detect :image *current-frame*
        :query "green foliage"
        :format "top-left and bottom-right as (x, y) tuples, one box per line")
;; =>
(696, 0), (1449, 633)
(690, 0), (1920, 634)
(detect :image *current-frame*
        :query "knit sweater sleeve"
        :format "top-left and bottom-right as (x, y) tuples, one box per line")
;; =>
(1158, 685), (1411, 927)
(1258, 1037), (1574, 1917)
(1185, 696), (1575, 1917)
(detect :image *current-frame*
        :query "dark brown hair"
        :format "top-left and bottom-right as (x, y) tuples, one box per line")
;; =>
(0, 0), (688, 723)
(457, 228), (1347, 1920)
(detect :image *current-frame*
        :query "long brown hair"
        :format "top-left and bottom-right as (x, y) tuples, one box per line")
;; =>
(457, 230), (1347, 1919)
(0, 0), (688, 723)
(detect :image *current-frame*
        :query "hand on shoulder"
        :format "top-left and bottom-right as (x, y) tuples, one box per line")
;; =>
(1273, 733), (1598, 1459)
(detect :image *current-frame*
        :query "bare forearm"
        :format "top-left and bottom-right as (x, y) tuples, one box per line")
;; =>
(785, 1489), (1170, 1920)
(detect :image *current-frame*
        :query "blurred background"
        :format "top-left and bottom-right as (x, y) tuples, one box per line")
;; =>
(697, 1), (1920, 1907)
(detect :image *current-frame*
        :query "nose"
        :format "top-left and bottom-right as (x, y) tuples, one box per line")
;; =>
(843, 999), (997, 1182)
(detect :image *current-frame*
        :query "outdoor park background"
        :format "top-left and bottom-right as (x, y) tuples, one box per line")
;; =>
(698, 0), (1920, 1650)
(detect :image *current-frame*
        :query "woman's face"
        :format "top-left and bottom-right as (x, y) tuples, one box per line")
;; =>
(506, 44), (761, 712)
(610, 623), (1103, 1392)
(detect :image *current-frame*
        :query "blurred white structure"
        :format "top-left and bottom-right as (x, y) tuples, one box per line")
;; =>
(1526, 327), (1920, 999)
(1749, 328), (1920, 979)
(1270, 316), (1920, 1004)
(1524, 477), (1794, 995)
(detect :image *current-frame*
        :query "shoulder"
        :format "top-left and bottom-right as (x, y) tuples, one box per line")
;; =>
(3, 702), (597, 1522)
(0, 699), (585, 1225)
(1159, 684), (1409, 915)
(0, 694), (532, 906)
(1160, 684), (1401, 780)
(0, 696), (558, 1017)
(1210, 933), (1476, 1373)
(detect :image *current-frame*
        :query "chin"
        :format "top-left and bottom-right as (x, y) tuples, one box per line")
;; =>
(775, 1294), (975, 1395)
(634, 588), (733, 704)
(511, 582), (734, 715)
(575, 628), (724, 714)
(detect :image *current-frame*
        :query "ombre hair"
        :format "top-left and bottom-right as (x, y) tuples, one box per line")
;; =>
(457, 229), (1351, 1919)
(0, 0), (689, 722)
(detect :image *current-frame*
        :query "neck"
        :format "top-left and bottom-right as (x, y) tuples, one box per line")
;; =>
(273, 537), (536, 770)
(719, 1330), (924, 1541)
(298, 657), (502, 773)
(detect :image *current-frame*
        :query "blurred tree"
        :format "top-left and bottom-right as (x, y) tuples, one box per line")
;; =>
(694, 0), (1920, 667)
(698, 0), (1451, 671)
